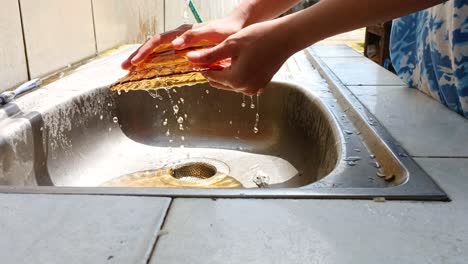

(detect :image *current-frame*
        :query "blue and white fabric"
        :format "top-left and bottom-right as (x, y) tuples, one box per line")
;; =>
(390, 0), (468, 118)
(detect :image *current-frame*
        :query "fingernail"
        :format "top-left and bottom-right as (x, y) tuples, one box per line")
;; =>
(172, 37), (184, 46)
(187, 51), (200, 59)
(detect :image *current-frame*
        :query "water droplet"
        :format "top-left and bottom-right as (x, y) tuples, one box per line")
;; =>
(117, 90), (121, 95)
(181, 136), (185, 141)
(173, 105), (179, 114)
(205, 89), (210, 94)
(353, 148), (361, 152)
(347, 161), (356, 166)
(344, 156), (361, 162)
(107, 103), (112, 107)
(249, 95), (255, 109)
(180, 98), (184, 104)
(179, 124), (184, 130)
(108, 127), (112, 132)
(370, 154), (376, 159)
(113, 117), (118, 123)
(253, 112), (260, 134)
(184, 114), (188, 119)
(99, 115), (103, 120)
(177, 117), (184, 124)
(344, 130), (353, 135)
(163, 118), (168, 126)
(376, 170), (386, 178)
(155, 104), (158, 109)
(165, 129), (170, 136)
(169, 139), (173, 143)
(229, 120), (233, 125)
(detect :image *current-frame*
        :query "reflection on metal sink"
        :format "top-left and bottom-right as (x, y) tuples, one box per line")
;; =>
(0, 48), (447, 200)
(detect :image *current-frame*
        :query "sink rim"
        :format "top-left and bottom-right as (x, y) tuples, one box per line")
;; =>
(0, 49), (449, 201)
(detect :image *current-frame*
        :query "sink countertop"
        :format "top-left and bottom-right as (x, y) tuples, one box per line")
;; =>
(0, 45), (467, 264)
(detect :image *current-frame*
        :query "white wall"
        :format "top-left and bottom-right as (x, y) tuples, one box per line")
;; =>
(20, 0), (96, 78)
(0, 0), (242, 92)
(93, 0), (164, 52)
(165, 0), (242, 30)
(0, 0), (28, 91)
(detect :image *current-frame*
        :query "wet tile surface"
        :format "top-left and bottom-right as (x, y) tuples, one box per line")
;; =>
(311, 44), (363, 57)
(151, 159), (468, 264)
(321, 57), (405, 86)
(348, 85), (468, 157)
(0, 194), (170, 264)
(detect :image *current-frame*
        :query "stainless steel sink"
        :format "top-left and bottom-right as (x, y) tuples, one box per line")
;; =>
(0, 48), (448, 200)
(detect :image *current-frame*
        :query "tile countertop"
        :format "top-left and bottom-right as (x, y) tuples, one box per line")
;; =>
(1, 44), (467, 264)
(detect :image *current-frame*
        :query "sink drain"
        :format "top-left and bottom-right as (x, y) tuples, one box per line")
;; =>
(171, 162), (217, 182)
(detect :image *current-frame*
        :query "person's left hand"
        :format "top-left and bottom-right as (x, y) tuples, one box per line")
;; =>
(187, 19), (295, 95)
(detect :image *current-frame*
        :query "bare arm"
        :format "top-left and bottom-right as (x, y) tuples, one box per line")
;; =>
(233, 0), (302, 26)
(285, 0), (446, 52)
(189, 0), (446, 94)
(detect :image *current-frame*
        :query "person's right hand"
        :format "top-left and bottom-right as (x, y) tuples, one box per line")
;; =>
(121, 16), (244, 70)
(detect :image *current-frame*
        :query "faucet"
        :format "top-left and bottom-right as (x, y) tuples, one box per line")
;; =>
(0, 78), (42, 105)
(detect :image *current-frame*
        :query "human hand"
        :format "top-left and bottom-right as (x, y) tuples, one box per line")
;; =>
(186, 20), (294, 95)
(121, 16), (244, 70)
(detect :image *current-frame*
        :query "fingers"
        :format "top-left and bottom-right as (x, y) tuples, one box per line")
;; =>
(172, 26), (220, 49)
(121, 24), (195, 69)
(187, 41), (236, 64)
(207, 80), (232, 92)
(129, 35), (162, 65)
(121, 48), (141, 69)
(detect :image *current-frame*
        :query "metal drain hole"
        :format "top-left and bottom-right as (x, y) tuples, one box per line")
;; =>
(171, 162), (217, 182)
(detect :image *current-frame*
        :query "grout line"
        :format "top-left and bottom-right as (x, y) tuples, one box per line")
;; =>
(90, 0), (99, 54)
(145, 198), (174, 264)
(412, 156), (468, 159)
(163, 0), (166, 32)
(17, 0), (31, 80)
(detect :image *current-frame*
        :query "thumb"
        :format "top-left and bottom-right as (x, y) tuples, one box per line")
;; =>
(187, 42), (236, 64)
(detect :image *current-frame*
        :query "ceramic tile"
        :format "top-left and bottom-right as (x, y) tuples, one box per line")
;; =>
(348, 85), (468, 157)
(310, 44), (363, 57)
(0, 194), (170, 264)
(20, 0), (96, 78)
(92, 0), (164, 52)
(150, 159), (468, 264)
(0, 0), (28, 91)
(321, 57), (406, 86)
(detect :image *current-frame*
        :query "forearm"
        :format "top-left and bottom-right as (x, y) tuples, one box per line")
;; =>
(230, 0), (302, 26)
(279, 0), (445, 53)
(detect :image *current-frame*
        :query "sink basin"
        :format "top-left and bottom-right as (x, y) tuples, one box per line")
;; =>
(0, 47), (448, 200)
(0, 82), (340, 188)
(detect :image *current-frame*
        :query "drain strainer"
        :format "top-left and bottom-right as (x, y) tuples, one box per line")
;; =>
(171, 162), (217, 182)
